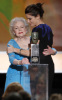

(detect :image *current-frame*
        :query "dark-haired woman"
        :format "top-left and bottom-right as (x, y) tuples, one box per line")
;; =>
(25, 3), (55, 98)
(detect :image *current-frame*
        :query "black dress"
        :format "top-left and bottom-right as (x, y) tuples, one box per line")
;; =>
(32, 24), (54, 97)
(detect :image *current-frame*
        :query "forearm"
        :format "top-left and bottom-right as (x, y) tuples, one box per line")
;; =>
(7, 44), (30, 56)
(13, 59), (22, 65)
(20, 49), (30, 56)
(14, 48), (30, 56)
(13, 58), (30, 65)
(14, 48), (20, 54)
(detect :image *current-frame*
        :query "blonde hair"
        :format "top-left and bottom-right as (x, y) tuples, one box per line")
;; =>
(9, 17), (30, 38)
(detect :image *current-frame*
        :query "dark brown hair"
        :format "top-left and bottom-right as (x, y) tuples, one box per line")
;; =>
(19, 90), (31, 100)
(25, 3), (44, 18)
(4, 92), (23, 100)
(2, 82), (24, 100)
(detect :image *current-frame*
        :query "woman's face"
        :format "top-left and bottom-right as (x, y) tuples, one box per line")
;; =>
(26, 14), (38, 27)
(13, 21), (27, 37)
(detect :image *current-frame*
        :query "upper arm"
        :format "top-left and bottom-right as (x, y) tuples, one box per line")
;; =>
(8, 53), (15, 64)
(7, 40), (16, 64)
(49, 29), (53, 47)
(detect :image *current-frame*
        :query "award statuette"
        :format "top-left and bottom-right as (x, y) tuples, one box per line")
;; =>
(31, 32), (39, 63)
(23, 32), (48, 100)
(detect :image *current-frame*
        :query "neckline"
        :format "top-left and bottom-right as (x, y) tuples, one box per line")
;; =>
(12, 39), (29, 50)
(37, 23), (46, 27)
(34, 24), (46, 28)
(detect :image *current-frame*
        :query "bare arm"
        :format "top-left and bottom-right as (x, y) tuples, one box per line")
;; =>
(7, 45), (30, 56)
(43, 45), (57, 56)
(13, 58), (30, 65)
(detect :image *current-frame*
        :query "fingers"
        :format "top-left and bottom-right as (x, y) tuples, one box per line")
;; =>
(7, 45), (14, 53)
(47, 45), (49, 48)
(8, 44), (13, 47)
(47, 45), (51, 48)
(43, 52), (49, 56)
(43, 45), (52, 56)
(22, 58), (30, 64)
(43, 49), (48, 51)
(44, 45), (51, 51)
(7, 44), (11, 47)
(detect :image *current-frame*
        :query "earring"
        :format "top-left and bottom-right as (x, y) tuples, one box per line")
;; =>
(13, 32), (15, 35)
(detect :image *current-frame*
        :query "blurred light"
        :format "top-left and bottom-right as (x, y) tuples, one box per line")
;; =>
(0, 51), (10, 73)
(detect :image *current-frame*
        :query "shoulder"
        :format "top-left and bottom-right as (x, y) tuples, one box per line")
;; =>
(45, 24), (52, 31)
(38, 24), (52, 30)
(33, 24), (51, 30)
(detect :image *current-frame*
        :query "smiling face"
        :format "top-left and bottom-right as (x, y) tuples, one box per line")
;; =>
(13, 21), (27, 38)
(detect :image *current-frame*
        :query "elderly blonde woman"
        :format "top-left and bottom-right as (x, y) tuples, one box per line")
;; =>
(4, 17), (31, 95)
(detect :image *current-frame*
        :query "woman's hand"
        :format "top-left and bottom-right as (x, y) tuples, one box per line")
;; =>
(37, 40), (40, 44)
(13, 58), (30, 65)
(43, 45), (56, 56)
(21, 58), (30, 64)
(7, 45), (14, 53)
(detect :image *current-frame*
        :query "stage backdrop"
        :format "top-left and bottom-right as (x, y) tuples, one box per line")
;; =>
(0, 0), (62, 73)
(0, 0), (62, 49)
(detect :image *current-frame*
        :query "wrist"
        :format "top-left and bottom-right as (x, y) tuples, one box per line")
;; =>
(52, 49), (57, 55)
(19, 49), (22, 54)
(17, 60), (22, 65)
(13, 48), (16, 52)
(14, 48), (19, 54)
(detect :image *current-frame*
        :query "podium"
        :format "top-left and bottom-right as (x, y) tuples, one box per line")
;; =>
(23, 64), (48, 100)
(23, 32), (48, 100)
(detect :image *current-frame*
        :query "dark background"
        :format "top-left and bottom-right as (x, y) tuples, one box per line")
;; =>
(0, 73), (62, 100)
